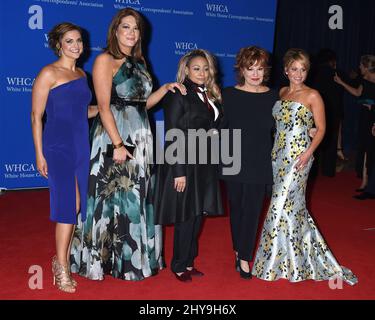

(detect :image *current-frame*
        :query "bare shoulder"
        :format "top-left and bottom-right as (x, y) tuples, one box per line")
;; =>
(94, 52), (113, 66)
(279, 86), (288, 97)
(39, 64), (57, 78)
(306, 88), (323, 103)
(93, 52), (115, 76)
(35, 64), (57, 87)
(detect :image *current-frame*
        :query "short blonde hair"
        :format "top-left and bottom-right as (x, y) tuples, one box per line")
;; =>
(176, 49), (221, 103)
(283, 48), (310, 71)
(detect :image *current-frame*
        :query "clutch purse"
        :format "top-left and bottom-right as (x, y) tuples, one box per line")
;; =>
(106, 144), (135, 159)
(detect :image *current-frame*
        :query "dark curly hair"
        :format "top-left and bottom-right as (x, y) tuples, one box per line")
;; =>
(48, 22), (82, 56)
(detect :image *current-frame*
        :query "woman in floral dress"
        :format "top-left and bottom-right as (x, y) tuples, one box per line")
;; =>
(70, 8), (185, 281)
(251, 48), (358, 285)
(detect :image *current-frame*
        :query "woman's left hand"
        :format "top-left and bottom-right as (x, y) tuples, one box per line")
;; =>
(295, 151), (313, 171)
(333, 73), (343, 85)
(165, 82), (187, 95)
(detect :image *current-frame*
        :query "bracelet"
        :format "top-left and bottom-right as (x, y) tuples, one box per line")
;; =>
(113, 141), (124, 149)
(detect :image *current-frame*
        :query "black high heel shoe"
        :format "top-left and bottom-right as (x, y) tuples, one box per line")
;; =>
(239, 261), (252, 280)
(235, 256), (240, 272)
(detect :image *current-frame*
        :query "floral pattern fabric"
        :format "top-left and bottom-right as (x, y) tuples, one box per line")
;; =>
(70, 58), (164, 281)
(251, 100), (358, 285)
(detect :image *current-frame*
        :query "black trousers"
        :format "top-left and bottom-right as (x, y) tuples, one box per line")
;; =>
(366, 167), (375, 194)
(226, 181), (266, 261)
(366, 142), (375, 194)
(355, 108), (374, 177)
(171, 215), (202, 273)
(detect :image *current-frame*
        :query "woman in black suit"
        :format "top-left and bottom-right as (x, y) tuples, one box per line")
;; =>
(154, 49), (224, 282)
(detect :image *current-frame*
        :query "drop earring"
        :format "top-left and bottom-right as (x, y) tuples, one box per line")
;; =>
(56, 44), (61, 57)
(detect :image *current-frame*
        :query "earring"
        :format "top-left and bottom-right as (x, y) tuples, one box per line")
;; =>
(56, 44), (61, 56)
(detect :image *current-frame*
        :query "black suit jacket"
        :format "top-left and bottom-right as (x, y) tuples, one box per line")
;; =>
(163, 88), (224, 177)
(153, 86), (224, 225)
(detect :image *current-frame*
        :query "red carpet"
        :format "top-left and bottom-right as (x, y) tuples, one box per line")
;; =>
(0, 171), (374, 300)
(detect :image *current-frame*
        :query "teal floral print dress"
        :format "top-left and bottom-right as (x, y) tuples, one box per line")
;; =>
(251, 100), (358, 285)
(70, 57), (164, 281)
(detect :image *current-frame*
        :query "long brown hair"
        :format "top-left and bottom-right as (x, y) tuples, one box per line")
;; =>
(105, 8), (145, 62)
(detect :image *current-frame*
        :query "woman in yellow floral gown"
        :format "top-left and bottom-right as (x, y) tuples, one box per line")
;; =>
(251, 49), (358, 285)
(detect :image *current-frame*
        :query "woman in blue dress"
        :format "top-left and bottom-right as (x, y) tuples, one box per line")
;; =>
(31, 22), (97, 293)
(70, 8), (186, 281)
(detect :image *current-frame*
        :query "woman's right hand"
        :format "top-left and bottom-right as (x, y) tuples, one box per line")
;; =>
(36, 154), (48, 178)
(113, 146), (134, 164)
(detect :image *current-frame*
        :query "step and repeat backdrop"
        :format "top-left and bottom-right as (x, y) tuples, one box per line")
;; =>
(0, 0), (277, 190)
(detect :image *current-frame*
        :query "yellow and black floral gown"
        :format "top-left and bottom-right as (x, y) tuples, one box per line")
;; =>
(251, 100), (358, 285)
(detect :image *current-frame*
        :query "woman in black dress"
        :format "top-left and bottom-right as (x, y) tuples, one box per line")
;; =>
(334, 55), (375, 191)
(154, 49), (224, 282)
(221, 46), (278, 279)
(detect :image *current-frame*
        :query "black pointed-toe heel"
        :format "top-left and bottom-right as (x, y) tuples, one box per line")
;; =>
(239, 263), (252, 280)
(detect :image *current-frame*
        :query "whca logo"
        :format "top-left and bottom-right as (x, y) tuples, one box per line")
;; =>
(206, 3), (229, 13)
(175, 42), (198, 50)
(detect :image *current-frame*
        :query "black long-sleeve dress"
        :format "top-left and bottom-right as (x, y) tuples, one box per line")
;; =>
(154, 80), (224, 225)
(220, 87), (277, 185)
(219, 86), (277, 261)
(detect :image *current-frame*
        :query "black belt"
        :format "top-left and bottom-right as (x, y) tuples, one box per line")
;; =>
(110, 97), (147, 108)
